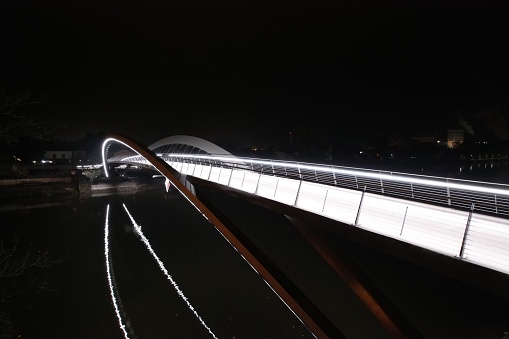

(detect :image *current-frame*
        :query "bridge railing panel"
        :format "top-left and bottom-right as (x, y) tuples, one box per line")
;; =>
(331, 172), (360, 190)
(185, 163), (196, 176)
(314, 170), (337, 186)
(378, 180), (414, 200)
(355, 194), (409, 238)
(228, 171), (246, 191)
(464, 214), (509, 273)
(321, 187), (361, 224)
(294, 181), (329, 214)
(273, 177), (300, 206)
(256, 175), (279, 199)
(207, 166), (222, 183)
(409, 184), (450, 207)
(242, 171), (260, 194)
(396, 204), (468, 257)
(494, 195), (509, 216)
(217, 167), (232, 186)
(198, 164), (212, 180)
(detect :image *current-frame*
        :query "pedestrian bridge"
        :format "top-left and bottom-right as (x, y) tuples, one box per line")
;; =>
(101, 133), (509, 336)
(102, 134), (509, 277)
(101, 134), (509, 278)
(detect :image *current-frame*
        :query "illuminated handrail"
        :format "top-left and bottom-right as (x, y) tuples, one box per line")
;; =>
(156, 153), (509, 218)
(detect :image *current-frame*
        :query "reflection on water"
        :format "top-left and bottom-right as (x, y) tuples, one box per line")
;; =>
(426, 160), (509, 184)
(457, 160), (509, 183)
(0, 190), (313, 339)
(104, 204), (132, 339)
(105, 203), (219, 339)
(2, 165), (509, 338)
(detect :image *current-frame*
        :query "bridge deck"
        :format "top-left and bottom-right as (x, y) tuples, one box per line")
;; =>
(170, 161), (509, 278)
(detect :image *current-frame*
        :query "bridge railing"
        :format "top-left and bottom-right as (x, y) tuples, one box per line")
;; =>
(160, 153), (509, 219)
(163, 154), (509, 275)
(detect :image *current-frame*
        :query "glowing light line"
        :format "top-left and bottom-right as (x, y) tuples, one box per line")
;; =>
(122, 203), (218, 339)
(104, 204), (130, 339)
(159, 153), (509, 196)
(102, 138), (147, 178)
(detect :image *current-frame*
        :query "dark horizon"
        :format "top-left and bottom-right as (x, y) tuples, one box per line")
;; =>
(1, 1), (509, 148)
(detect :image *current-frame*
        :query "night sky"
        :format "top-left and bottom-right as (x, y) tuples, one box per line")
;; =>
(1, 0), (509, 148)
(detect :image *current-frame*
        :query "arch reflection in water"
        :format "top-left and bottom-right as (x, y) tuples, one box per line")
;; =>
(103, 202), (218, 339)
(104, 204), (131, 339)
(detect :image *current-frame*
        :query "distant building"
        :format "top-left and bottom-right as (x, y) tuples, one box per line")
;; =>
(43, 150), (86, 164)
(411, 128), (466, 149)
(446, 129), (464, 148)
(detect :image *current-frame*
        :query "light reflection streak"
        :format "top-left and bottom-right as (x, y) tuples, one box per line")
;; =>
(122, 203), (218, 339)
(104, 204), (130, 339)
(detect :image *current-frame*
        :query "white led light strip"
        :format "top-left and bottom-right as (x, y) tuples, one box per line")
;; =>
(159, 153), (509, 197)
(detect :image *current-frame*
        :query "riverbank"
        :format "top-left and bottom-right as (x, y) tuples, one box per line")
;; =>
(0, 176), (80, 203)
(0, 176), (164, 204)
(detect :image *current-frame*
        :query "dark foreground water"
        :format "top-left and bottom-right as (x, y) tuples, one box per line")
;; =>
(1, 176), (509, 338)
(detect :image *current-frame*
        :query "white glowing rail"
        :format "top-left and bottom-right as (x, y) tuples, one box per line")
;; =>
(102, 139), (509, 276)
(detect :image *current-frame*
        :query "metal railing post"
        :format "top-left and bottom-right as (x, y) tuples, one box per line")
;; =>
(446, 178), (451, 206)
(322, 189), (329, 213)
(255, 169), (263, 195)
(241, 172), (246, 189)
(227, 167), (234, 187)
(400, 206), (408, 236)
(459, 203), (475, 259)
(355, 185), (366, 226)
(294, 180), (303, 207)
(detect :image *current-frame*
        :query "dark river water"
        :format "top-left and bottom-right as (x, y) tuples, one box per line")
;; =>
(1, 162), (509, 339)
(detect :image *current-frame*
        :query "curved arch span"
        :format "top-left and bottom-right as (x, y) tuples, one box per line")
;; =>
(148, 135), (235, 157)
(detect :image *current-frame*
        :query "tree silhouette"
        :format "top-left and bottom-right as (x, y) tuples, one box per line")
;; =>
(0, 87), (67, 147)
(0, 234), (65, 338)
